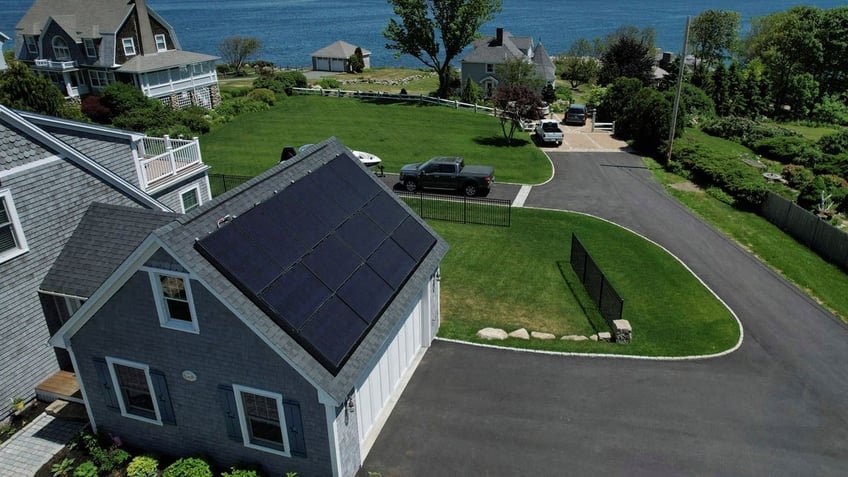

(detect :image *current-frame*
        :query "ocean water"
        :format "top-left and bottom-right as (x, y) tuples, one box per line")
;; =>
(1, 0), (845, 69)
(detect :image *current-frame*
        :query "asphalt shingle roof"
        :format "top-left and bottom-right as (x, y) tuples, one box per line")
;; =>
(16, 0), (132, 38)
(311, 40), (370, 59)
(118, 50), (219, 73)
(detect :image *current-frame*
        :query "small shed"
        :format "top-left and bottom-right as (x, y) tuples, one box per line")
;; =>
(311, 40), (370, 72)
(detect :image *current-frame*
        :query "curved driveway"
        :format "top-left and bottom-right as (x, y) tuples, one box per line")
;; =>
(361, 151), (848, 476)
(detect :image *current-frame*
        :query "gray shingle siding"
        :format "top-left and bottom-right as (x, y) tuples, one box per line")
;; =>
(0, 122), (55, 171)
(71, 270), (334, 476)
(50, 131), (138, 185)
(0, 160), (137, 414)
(151, 175), (210, 213)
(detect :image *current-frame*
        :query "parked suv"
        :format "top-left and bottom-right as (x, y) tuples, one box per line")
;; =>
(564, 104), (588, 126)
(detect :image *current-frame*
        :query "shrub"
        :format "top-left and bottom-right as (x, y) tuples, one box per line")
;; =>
(275, 70), (308, 95)
(213, 97), (270, 119)
(811, 94), (848, 126)
(247, 88), (276, 106)
(750, 136), (820, 165)
(818, 129), (848, 156)
(782, 164), (815, 189)
(100, 82), (157, 116)
(72, 461), (98, 477)
(673, 143), (768, 209)
(813, 153), (848, 180)
(112, 106), (173, 134)
(221, 468), (262, 477)
(318, 77), (341, 90)
(705, 186), (735, 205)
(80, 433), (130, 473)
(702, 116), (799, 147)
(162, 457), (213, 477)
(80, 95), (111, 124)
(797, 174), (848, 212)
(127, 455), (159, 477)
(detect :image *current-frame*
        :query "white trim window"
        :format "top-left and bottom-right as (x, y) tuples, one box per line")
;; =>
(0, 190), (29, 263)
(486, 63), (494, 73)
(52, 36), (70, 60)
(179, 185), (201, 213)
(122, 37), (137, 56)
(25, 35), (38, 54)
(83, 38), (97, 58)
(233, 385), (291, 456)
(149, 271), (199, 333)
(106, 358), (161, 424)
(89, 70), (113, 88)
(155, 34), (167, 52)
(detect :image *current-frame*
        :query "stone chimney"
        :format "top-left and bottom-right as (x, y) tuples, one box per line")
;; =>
(496, 27), (504, 46)
(134, 0), (157, 55)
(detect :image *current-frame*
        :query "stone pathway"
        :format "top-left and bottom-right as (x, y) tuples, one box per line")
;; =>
(0, 413), (87, 476)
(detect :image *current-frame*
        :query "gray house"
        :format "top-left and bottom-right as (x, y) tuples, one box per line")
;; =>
(461, 27), (556, 97)
(49, 138), (448, 476)
(15, 0), (219, 108)
(0, 104), (210, 418)
(311, 40), (371, 72)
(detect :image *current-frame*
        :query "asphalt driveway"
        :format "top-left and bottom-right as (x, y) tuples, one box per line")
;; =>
(360, 151), (848, 476)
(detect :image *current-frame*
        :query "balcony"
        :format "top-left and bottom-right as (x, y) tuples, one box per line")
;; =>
(138, 135), (206, 191)
(33, 58), (77, 70)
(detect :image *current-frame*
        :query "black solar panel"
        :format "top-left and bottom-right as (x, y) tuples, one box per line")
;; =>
(194, 152), (434, 375)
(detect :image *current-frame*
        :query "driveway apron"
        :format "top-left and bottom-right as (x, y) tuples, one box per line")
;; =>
(360, 151), (848, 476)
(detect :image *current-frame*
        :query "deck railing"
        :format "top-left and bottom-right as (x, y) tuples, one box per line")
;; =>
(138, 135), (203, 187)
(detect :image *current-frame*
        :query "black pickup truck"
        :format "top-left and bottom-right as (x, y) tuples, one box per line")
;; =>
(399, 156), (495, 196)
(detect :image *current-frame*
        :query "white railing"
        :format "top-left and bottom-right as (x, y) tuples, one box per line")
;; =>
(592, 121), (615, 133)
(138, 135), (202, 187)
(142, 72), (218, 98)
(291, 87), (496, 115)
(34, 59), (77, 69)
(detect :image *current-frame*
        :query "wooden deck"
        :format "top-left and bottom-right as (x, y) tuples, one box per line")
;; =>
(35, 370), (84, 404)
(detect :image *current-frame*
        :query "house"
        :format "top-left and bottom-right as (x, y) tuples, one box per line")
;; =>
(0, 31), (9, 71)
(311, 40), (371, 72)
(461, 27), (556, 97)
(0, 104), (210, 419)
(48, 138), (449, 476)
(14, 0), (220, 109)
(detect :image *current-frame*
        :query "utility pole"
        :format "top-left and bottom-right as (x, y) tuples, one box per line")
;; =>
(667, 16), (691, 164)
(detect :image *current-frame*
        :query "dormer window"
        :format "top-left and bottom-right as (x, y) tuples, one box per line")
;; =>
(52, 36), (70, 60)
(84, 38), (97, 58)
(0, 190), (29, 263)
(25, 35), (38, 54)
(149, 270), (199, 333)
(122, 37), (137, 56)
(155, 34), (167, 52)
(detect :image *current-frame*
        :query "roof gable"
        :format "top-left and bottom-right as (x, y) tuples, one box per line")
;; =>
(311, 40), (370, 59)
(463, 30), (527, 64)
(16, 0), (134, 39)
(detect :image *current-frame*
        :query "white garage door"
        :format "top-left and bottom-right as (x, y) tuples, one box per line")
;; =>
(356, 300), (423, 448)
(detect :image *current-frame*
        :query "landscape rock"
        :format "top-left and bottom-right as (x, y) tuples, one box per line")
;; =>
(508, 328), (530, 340)
(613, 319), (632, 344)
(477, 327), (508, 340)
(561, 335), (589, 341)
(598, 332), (612, 342)
(590, 334), (599, 341)
(531, 331), (556, 340)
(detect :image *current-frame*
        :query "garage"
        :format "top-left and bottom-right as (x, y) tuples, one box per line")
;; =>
(314, 57), (330, 71)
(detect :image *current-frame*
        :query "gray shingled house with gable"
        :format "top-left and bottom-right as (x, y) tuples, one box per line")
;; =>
(49, 138), (448, 476)
(0, 104), (210, 419)
(14, 0), (219, 108)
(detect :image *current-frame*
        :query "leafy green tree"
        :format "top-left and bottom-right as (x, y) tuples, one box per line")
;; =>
(384, 0), (502, 98)
(99, 82), (157, 117)
(605, 25), (655, 51)
(491, 84), (542, 145)
(541, 83), (556, 104)
(495, 57), (544, 90)
(598, 35), (654, 86)
(711, 63), (730, 116)
(689, 10), (741, 83)
(0, 61), (71, 118)
(785, 73), (820, 119)
(680, 83), (715, 122)
(620, 88), (677, 157)
(557, 38), (602, 88)
(597, 76), (641, 122)
(218, 36), (262, 75)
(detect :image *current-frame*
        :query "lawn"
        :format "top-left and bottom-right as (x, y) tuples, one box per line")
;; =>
(200, 95), (551, 183)
(432, 208), (740, 356)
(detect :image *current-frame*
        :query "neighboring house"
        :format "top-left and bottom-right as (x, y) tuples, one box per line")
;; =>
(0, 31), (9, 71)
(461, 27), (556, 97)
(14, 0), (220, 109)
(49, 138), (449, 477)
(311, 40), (371, 72)
(0, 104), (210, 418)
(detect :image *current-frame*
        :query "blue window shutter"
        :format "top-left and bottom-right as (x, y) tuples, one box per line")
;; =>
(149, 370), (176, 425)
(92, 357), (119, 410)
(283, 399), (306, 458)
(217, 385), (242, 442)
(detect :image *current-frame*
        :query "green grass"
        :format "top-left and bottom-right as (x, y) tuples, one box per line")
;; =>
(431, 208), (740, 356)
(782, 123), (840, 141)
(200, 95), (551, 183)
(646, 156), (848, 323)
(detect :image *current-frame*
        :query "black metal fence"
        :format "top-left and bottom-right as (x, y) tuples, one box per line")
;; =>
(761, 192), (848, 272)
(397, 190), (511, 227)
(208, 174), (251, 196)
(569, 233), (623, 326)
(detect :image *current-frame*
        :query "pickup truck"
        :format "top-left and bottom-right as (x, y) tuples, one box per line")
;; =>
(535, 119), (563, 146)
(399, 156), (495, 197)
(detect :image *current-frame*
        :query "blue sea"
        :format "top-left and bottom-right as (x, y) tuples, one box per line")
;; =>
(1, 0), (845, 69)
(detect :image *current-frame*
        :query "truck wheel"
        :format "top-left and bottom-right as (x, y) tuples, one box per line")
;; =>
(404, 179), (418, 192)
(463, 183), (478, 197)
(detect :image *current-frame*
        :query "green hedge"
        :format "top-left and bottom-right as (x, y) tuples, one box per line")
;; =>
(673, 143), (768, 209)
(750, 136), (820, 166)
(702, 116), (800, 147)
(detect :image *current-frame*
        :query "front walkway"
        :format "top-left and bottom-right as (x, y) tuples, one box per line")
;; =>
(0, 413), (87, 476)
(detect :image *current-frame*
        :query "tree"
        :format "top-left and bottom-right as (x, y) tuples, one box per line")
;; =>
(384, 0), (502, 98)
(349, 47), (365, 73)
(0, 60), (81, 119)
(598, 35), (654, 86)
(621, 88), (678, 158)
(460, 78), (481, 103)
(557, 38), (602, 88)
(495, 57), (544, 90)
(597, 76), (642, 123)
(689, 10), (741, 83)
(491, 85), (542, 145)
(218, 36), (262, 75)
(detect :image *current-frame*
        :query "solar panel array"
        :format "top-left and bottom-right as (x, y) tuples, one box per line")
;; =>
(195, 155), (436, 375)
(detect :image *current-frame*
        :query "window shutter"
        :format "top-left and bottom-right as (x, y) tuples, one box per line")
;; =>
(283, 399), (306, 458)
(92, 358), (119, 410)
(149, 370), (176, 425)
(217, 385), (242, 442)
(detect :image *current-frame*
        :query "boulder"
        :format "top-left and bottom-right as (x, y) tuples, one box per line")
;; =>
(597, 332), (612, 342)
(590, 334), (599, 341)
(477, 327), (508, 340)
(508, 328), (530, 340)
(531, 331), (556, 340)
(613, 319), (632, 344)
(561, 335), (589, 341)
